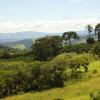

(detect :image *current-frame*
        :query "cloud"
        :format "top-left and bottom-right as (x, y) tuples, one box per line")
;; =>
(0, 18), (99, 33)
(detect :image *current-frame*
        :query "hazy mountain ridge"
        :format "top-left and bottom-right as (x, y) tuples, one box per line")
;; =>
(0, 30), (88, 43)
(0, 31), (48, 43)
(0, 30), (97, 50)
(3, 39), (34, 50)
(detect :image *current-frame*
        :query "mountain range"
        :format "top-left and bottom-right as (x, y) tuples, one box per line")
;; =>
(0, 30), (97, 50)
(0, 31), (48, 43)
(0, 30), (89, 43)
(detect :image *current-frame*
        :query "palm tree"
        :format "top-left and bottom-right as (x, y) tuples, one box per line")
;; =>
(95, 23), (100, 41)
(86, 24), (93, 38)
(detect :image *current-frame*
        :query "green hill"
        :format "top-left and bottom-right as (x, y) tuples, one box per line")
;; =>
(1, 51), (100, 100)
(3, 60), (100, 100)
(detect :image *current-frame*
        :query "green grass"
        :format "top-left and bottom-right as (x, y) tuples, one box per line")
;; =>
(2, 60), (100, 100)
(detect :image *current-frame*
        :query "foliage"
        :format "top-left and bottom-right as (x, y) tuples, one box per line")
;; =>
(0, 56), (66, 98)
(0, 62), (33, 98)
(86, 37), (95, 44)
(3, 61), (100, 100)
(86, 24), (93, 38)
(95, 23), (100, 41)
(1, 51), (11, 59)
(92, 42), (100, 57)
(68, 54), (89, 78)
(90, 91), (100, 100)
(0, 52), (92, 98)
(32, 35), (62, 61)
(62, 31), (79, 45)
(62, 43), (93, 53)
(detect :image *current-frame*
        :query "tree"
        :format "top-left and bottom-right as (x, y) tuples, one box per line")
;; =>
(92, 42), (100, 57)
(32, 35), (62, 61)
(86, 24), (93, 38)
(95, 23), (100, 41)
(63, 31), (79, 45)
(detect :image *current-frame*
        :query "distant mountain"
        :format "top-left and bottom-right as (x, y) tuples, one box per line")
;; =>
(0, 30), (90, 43)
(4, 33), (97, 50)
(77, 30), (88, 36)
(3, 38), (35, 50)
(0, 30), (89, 43)
(0, 31), (48, 43)
(0, 30), (98, 50)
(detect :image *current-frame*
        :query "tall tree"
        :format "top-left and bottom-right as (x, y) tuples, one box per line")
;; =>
(63, 31), (79, 45)
(32, 35), (62, 61)
(86, 24), (93, 38)
(95, 23), (100, 41)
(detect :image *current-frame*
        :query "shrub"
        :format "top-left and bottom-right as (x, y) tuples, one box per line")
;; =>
(53, 98), (64, 100)
(1, 51), (11, 59)
(62, 43), (93, 54)
(92, 69), (97, 74)
(68, 54), (89, 78)
(90, 91), (100, 100)
(92, 42), (100, 57)
(86, 37), (95, 44)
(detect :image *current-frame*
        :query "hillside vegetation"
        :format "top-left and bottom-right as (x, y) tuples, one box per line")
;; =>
(3, 58), (100, 100)
(0, 23), (100, 100)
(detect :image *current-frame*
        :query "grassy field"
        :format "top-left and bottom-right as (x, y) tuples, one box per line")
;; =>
(2, 60), (100, 100)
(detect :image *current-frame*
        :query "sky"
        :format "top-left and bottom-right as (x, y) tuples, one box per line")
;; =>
(0, 0), (100, 33)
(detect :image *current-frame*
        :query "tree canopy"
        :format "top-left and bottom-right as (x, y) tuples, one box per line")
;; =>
(32, 35), (62, 61)
(63, 31), (79, 45)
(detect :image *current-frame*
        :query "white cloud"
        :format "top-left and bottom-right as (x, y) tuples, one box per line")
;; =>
(0, 18), (99, 33)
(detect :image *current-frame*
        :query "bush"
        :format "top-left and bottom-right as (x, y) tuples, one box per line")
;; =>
(92, 42), (100, 57)
(86, 37), (95, 44)
(92, 69), (97, 74)
(90, 91), (100, 100)
(68, 54), (89, 78)
(62, 43), (93, 54)
(1, 51), (11, 59)
(0, 62), (33, 98)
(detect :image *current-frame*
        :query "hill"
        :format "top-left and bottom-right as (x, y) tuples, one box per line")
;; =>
(3, 60), (100, 100)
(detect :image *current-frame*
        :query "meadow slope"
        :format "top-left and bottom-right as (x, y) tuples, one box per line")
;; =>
(3, 61), (100, 100)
